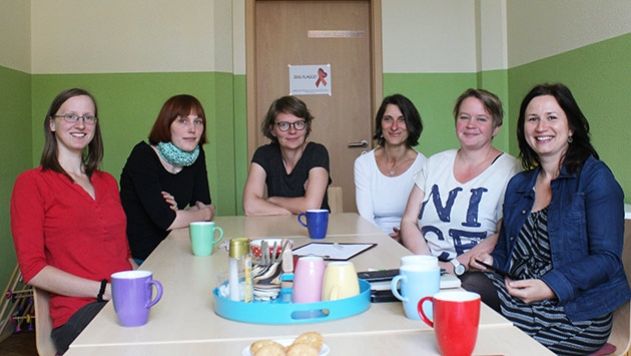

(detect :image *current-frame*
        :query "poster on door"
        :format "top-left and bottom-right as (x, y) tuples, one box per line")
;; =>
(288, 64), (331, 96)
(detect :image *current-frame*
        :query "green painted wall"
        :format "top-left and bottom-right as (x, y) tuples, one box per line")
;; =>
(3, 33), (629, 292)
(382, 33), (631, 204)
(507, 33), (631, 201)
(382, 72), (512, 156)
(0, 65), (31, 292)
(31, 72), (242, 216)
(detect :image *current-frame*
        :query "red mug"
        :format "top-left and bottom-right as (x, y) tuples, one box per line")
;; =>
(418, 291), (481, 356)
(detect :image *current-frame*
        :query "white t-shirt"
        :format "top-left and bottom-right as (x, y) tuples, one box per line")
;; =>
(415, 149), (520, 260)
(354, 149), (427, 234)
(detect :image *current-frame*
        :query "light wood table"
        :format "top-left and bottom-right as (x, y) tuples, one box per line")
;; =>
(214, 213), (385, 239)
(67, 325), (552, 355)
(68, 214), (549, 355)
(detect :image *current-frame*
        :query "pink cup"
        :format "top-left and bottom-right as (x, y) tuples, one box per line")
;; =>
(292, 256), (325, 303)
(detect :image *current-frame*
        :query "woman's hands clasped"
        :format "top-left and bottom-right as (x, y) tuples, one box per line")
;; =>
(162, 191), (215, 221)
(389, 227), (401, 242)
(162, 191), (178, 211)
(193, 201), (216, 221)
(505, 279), (555, 304)
(470, 253), (555, 304)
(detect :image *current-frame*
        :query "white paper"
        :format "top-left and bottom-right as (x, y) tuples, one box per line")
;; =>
(292, 242), (374, 261)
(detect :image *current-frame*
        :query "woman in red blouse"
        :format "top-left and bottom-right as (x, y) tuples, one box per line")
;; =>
(10, 88), (134, 354)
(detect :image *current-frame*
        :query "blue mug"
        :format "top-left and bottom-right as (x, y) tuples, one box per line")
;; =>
(391, 263), (440, 320)
(297, 209), (329, 239)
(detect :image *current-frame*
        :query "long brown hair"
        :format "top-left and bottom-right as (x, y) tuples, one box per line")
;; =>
(516, 83), (598, 173)
(41, 88), (103, 178)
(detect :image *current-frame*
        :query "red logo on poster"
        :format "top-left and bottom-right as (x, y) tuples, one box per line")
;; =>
(315, 67), (328, 87)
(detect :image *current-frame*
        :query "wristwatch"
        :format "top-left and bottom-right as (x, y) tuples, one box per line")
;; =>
(450, 258), (466, 276)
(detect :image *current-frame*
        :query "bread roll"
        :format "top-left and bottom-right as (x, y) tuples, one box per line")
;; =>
(292, 331), (323, 351)
(250, 339), (285, 355)
(286, 343), (319, 356)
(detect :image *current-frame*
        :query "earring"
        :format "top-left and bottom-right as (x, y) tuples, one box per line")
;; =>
(568, 136), (573, 143)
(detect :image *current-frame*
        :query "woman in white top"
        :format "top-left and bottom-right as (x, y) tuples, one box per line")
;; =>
(355, 94), (426, 239)
(401, 89), (520, 276)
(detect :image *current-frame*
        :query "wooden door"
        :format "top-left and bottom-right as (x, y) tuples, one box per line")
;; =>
(247, 0), (382, 213)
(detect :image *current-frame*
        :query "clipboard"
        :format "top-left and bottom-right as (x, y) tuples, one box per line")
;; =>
(292, 242), (377, 261)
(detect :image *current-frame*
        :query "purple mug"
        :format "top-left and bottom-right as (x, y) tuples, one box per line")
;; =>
(111, 270), (163, 327)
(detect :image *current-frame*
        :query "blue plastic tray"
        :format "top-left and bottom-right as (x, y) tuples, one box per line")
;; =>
(213, 279), (371, 324)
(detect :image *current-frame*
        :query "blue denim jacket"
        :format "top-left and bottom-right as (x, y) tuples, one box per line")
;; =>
(492, 156), (630, 321)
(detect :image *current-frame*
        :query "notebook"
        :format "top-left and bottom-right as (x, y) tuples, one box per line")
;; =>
(368, 273), (461, 291)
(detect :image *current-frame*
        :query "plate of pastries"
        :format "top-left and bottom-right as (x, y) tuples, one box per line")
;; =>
(243, 331), (329, 356)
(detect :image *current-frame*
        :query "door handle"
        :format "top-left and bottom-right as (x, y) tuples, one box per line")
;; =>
(347, 139), (369, 148)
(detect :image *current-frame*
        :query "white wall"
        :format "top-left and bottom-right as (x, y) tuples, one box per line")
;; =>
(30, 0), (219, 74)
(0, 0), (30, 72)
(231, 0), (246, 75)
(381, 0), (478, 73)
(477, 0), (508, 71)
(24, 0), (631, 75)
(507, 0), (631, 67)
(213, 0), (235, 73)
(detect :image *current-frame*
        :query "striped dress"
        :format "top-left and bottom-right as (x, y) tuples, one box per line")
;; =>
(487, 208), (612, 355)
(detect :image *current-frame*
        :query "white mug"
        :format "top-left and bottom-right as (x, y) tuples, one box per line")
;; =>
(401, 255), (438, 267)
(392, 256), (440, 320)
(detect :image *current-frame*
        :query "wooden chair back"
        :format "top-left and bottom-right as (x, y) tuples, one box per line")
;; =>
(327, 186), (343, 214)
(33, 287), (56, 356)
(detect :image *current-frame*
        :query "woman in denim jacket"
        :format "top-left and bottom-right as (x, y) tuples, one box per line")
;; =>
(473, 83), (631, 355)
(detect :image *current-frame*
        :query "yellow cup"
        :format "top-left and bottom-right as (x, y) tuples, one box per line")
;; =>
(321, 261), (359, 301)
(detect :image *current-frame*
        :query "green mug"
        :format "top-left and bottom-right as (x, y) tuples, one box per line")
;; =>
(189, 221), (224, 256)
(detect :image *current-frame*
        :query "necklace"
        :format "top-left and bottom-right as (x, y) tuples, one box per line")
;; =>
(378, 146), (414, 177)
(385, 157), (410, 176)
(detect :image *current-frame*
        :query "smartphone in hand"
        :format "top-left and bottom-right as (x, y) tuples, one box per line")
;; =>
(475, 259), (517, 280)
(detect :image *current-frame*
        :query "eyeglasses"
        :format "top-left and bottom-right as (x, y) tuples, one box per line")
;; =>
(275, 120), (306, 132)
(54, 113), (98, 125)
